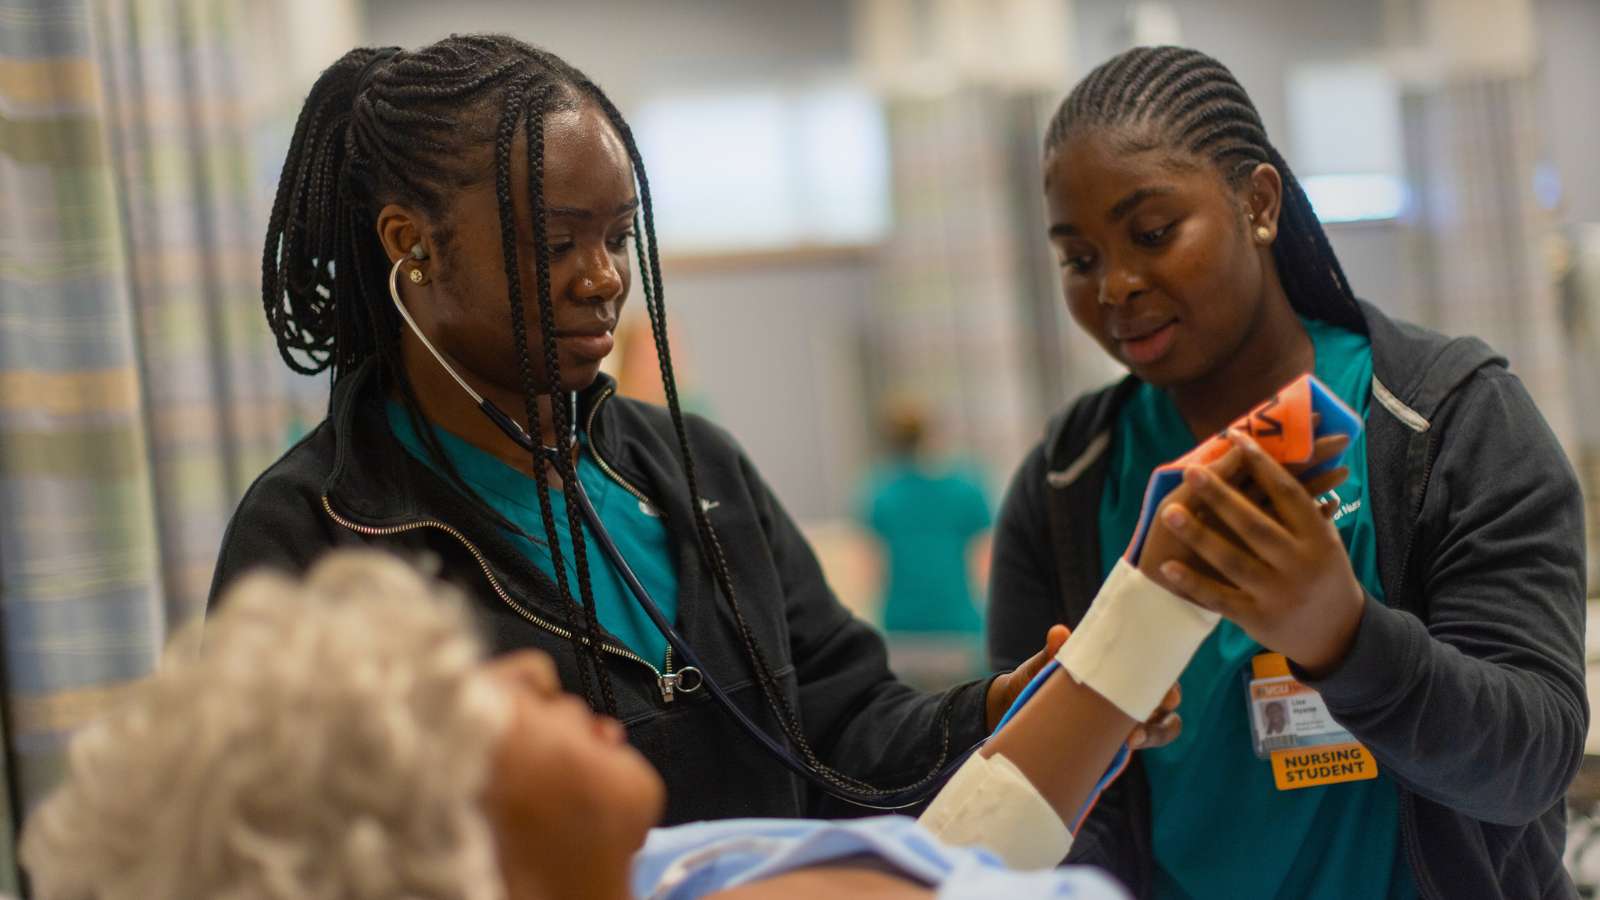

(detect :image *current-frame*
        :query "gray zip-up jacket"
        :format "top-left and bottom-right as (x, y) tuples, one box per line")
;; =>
(989, 301), (1588, 899)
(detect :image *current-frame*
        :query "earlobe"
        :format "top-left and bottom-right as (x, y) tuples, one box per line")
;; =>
(1246, 162), (1283, 243)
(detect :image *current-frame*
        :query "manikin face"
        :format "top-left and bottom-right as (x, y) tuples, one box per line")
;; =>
(480, 651), (665, 882)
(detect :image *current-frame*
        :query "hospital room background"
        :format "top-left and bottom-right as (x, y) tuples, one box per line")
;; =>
(2, 0), (1599, 893)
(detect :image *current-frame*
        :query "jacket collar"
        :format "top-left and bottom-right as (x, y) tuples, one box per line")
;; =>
(321, 359), (624, 524)
(1358, 299), (1504, 431)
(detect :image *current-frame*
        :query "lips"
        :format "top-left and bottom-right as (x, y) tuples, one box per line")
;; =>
(551, 321), (616, 339)
(1109, 316), (1176, 342)
(1110, 316), (1179, 367)
(552, 323), (617, 360)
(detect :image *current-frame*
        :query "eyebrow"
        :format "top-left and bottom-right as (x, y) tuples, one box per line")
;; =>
(545, 198), (640, 220)
(1047, 185), (1178, 238)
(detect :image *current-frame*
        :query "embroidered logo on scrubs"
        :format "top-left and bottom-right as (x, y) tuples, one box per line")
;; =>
(1319, 489), (1363, 526)
(699, 498), (720, 513)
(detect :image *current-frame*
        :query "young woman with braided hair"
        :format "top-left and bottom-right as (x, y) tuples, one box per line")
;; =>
(988, 46), (1586, 899)
(210, 33), (1194, 834)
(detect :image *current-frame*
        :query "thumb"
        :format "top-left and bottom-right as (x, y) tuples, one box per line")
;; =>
(1016, 624), (1071, 682)
(1045, 623), (1071, 657)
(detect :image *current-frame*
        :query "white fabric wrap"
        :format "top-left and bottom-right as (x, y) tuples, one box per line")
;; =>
(1055, 557), (1220, 721)
(917, 751), (1071, 871)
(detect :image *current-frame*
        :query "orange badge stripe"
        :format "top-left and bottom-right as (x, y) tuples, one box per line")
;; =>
(1270, 742), (1379, 790)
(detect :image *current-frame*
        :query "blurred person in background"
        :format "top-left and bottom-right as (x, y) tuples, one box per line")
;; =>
(988, 45), (1586, 900)
(857, 399), (992, 678)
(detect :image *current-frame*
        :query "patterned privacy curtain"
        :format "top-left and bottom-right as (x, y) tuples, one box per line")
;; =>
(0, 1), (343, 891)
(1399, 76), (1577, 446)
(1396, 74), (1589, 582)
(873, 87), (1109, 478)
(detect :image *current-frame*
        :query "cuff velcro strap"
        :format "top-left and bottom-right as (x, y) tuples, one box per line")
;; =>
(918, 750), (1071, 870)
(1055, 558), (1220, 721)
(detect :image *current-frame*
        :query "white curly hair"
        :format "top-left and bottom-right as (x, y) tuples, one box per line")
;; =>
(20, 551), (511, 900)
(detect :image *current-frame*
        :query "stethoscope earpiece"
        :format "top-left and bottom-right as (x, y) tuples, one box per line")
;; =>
(409, 242), (428, 261)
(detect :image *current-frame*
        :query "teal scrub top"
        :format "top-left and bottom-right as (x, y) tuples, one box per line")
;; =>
(388, 403), (679, 667)
(858, 460), (991, 634)
(1096, 319), (1416, 900)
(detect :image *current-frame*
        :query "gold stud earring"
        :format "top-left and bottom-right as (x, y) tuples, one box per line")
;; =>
(408, 267), (426, 285)
(1255, 226), (1271, 242)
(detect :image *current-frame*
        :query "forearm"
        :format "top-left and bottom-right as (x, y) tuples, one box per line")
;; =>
(980, 670), (1133, 824)
(921, 561), (1215, 869)
(1306, 595), (1586, 823)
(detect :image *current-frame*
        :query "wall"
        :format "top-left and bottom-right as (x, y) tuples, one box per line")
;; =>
(362, 0), (856, 111)
(1535, 0), (1600, 226)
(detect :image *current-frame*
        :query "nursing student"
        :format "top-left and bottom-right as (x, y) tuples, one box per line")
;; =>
(988, 46), (1588, 899)
(209, 34), (1185, 828)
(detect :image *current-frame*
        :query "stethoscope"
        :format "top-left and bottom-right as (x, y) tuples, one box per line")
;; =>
(386, 250), (1101, 811)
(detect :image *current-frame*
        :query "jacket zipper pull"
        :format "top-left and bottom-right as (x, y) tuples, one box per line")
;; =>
(657, 667), (703, 704)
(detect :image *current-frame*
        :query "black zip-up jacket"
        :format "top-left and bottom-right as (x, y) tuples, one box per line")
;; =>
(209, 360), (993, 824)
(989, 301), (1588, 899)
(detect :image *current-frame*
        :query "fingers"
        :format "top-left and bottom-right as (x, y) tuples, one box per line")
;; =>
(1159, 558), (1256, 622)
(1299, 467), (1350, 500)
(1045, 623), (1070, 657)
(1159, 683), (1181, 713)
(1161, 503), (1273, 591)
(1301, 434), (1351, 471)
(1228, 429), (1325, 533)
(1129, 685), (1182, 749)
(1180, 466), (1296, 569)
(1014, 624), (1071, 684)
(1129, 711), (1182, 750)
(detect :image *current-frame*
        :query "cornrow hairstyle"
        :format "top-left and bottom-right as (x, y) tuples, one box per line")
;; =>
(1044, 45), (1365, 332)
(261, 34), (958, 802)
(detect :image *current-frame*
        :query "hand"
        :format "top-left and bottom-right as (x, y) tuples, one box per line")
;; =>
(1137, 432), (1350, 589)
(987, 627), (1184, 750)
(1156, 429), (1365, 677)
(1127, 683), (1182, 750)
(986, 624), (1070, 730)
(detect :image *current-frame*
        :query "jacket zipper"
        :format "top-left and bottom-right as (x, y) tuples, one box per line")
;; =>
(584, 385), (657, 511)
(320, 494), (695, 703)
(582, 386), (704, 701)
(1391, 430), (1440, 900)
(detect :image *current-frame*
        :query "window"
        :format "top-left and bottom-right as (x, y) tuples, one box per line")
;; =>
(1286, 63), (1407, 223)
(631, 84), (891, 251)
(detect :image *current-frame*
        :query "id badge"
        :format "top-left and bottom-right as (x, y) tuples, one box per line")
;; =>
(1247, 653), (1379, 790)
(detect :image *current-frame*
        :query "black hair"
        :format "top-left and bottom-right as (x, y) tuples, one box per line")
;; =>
(261, 35), (949, 799)
(1044, 45), (1365, 332)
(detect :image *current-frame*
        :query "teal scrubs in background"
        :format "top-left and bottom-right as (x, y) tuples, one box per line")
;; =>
(858, 461), (991, 634)
(1096, 319), (1417, 900)
(388, 404), (679, 667)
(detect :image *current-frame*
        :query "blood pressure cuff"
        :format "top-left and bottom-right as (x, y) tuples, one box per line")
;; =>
(1123, 373), (1362, 565)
